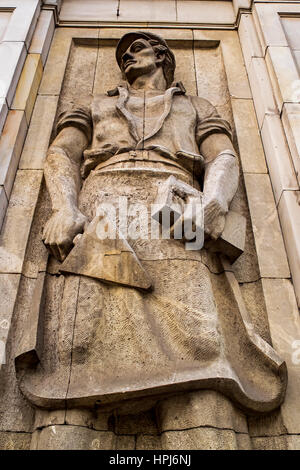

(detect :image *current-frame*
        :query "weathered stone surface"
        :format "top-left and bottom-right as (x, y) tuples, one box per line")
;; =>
(116, 435), (136, 450)
(119, 0), (176, 22)
(157, 390), (248, 434)
(248, 58), (278, 129)
(136, 435), (162, 450)
(0, 170), (43, 274)
(262, 278), (300, 434)
(0, 274), (37, 433)
(253, 4), (288, 52)
(231, 98), (267, 174)
(0, 41), (26, 107)
(194, 45), (230, 108)
(194, 30), (251, 100)
(3, 25), (294, 449)
(177, 1), (235, 24)
(0, 98), (8, 135)
(59, 0), (119, 22)
(265, 46), (299, 113)
(278, 191), (300, 307)
(29, 10), (55, 66)
(161, 427), (251, 450)
(12, 54), (43, 125)
(251, 435), (288, 451)
(34, 409), (65, 430)
(0, 186), (8, 232)
(281, 17), (300, 50)
(239, 279), (271, 344)
(31, 425), (116, 450)
(0, 110), (28, 198)
(0, 431), (31, 450)
(65, 408), (110, 431)
(1, 0), (40, 50)
(0, 12), (11, 42)
(238, 13), (263, 71)
(19, 95), (59, 170)
(115, 410), (158, 435)
(261, 114), (298, 204)
(244, 173), (290, 278)
(0, 274), (21, 368)
(252, 433), (300, 450)
(282, 103), (300, 186)
(39, 28), (99, 96)
(248, 409), (287, 438)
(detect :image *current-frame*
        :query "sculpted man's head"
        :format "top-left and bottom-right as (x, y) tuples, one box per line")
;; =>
(116, 31), (176, 88)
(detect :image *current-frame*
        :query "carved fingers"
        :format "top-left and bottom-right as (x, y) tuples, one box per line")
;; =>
(42, 208), (88, 262)
(203, 198), (226, 240)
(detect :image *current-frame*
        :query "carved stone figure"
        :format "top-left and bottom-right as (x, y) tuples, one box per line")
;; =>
(16, 32), (286, 429)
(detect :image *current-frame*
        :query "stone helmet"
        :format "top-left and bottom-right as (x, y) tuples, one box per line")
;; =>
(116, 31), (176, 87)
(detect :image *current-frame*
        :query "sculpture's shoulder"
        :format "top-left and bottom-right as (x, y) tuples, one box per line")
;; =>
(187, 95), (218, 119)
(92, 92), (118, 105)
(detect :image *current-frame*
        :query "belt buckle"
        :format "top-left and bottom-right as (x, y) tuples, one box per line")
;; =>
(129, 150), (137, 160)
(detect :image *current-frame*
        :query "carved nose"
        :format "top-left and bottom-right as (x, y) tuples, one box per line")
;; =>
(122, 51), (133, 65)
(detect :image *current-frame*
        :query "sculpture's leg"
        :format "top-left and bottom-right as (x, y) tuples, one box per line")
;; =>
(156, 390), (252, 450)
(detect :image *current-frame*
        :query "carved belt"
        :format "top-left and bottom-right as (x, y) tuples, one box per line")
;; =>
(93, 149), (203, 176)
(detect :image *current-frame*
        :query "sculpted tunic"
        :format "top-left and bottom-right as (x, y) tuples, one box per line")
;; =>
(17, 83), (286, 413)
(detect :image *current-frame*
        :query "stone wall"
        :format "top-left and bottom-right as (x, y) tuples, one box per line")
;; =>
(0, 0), (299, 450)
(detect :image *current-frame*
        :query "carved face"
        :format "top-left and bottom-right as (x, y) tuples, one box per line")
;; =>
(121, 38), (162, 83)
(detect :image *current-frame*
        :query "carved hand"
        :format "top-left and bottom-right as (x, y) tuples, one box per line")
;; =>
(42, 207), (88, 262)
(203, 196), (226, 241)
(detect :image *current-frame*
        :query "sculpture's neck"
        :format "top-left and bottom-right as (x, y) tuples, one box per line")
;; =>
(129, 67), (167, 92)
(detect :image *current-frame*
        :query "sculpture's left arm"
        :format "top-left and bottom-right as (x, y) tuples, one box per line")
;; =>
(200, 132), (239, 240)
(192, 97), (239, 240)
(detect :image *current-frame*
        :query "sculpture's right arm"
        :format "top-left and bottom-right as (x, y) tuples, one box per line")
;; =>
(42, 126), (89, 262)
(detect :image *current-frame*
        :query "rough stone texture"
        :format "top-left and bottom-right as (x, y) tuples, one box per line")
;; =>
(0, 187), (8, 233)
(0, 12), (11, 43)
(119, 0), (177, 23)
(0, 170), (43, 274)
(0, 41), (27, 107)
(238, 13), (263, 71)
(265, 46), (299, 114)
(1, 0), (40, 50)
(115, 409), (158, 436)
(282, 103), (300, 187)
(177, 1), (235, 24)
(0, 110), (28, 198)
(261, 114), (298, 204)
(161, 427), (251, 450)
(0, 431), (31, 450)
(262, 278), (300, 435)
(248, 58), (278, 129)
(12, 54), (43, 125)
(278, 191), (300, 306)
(194, 30), (251, 100)
(19, 95), (59, 170)
(60, 0), (119, 22)
(136, 434), (162, 450)
(1, 14), (299, 449)
(0, 98), (8, 135)
(243, 173), (290, 278)
(29, 10), (55, 66)
(231, 98), (267, 174)
(157, 390), (248, 434)
(31, 425), (116, 450)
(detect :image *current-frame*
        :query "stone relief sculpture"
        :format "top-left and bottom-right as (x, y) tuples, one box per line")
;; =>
(15, 32), (287, 427)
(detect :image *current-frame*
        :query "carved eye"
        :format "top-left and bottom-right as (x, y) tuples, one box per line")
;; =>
(132, 43), (145, 52)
